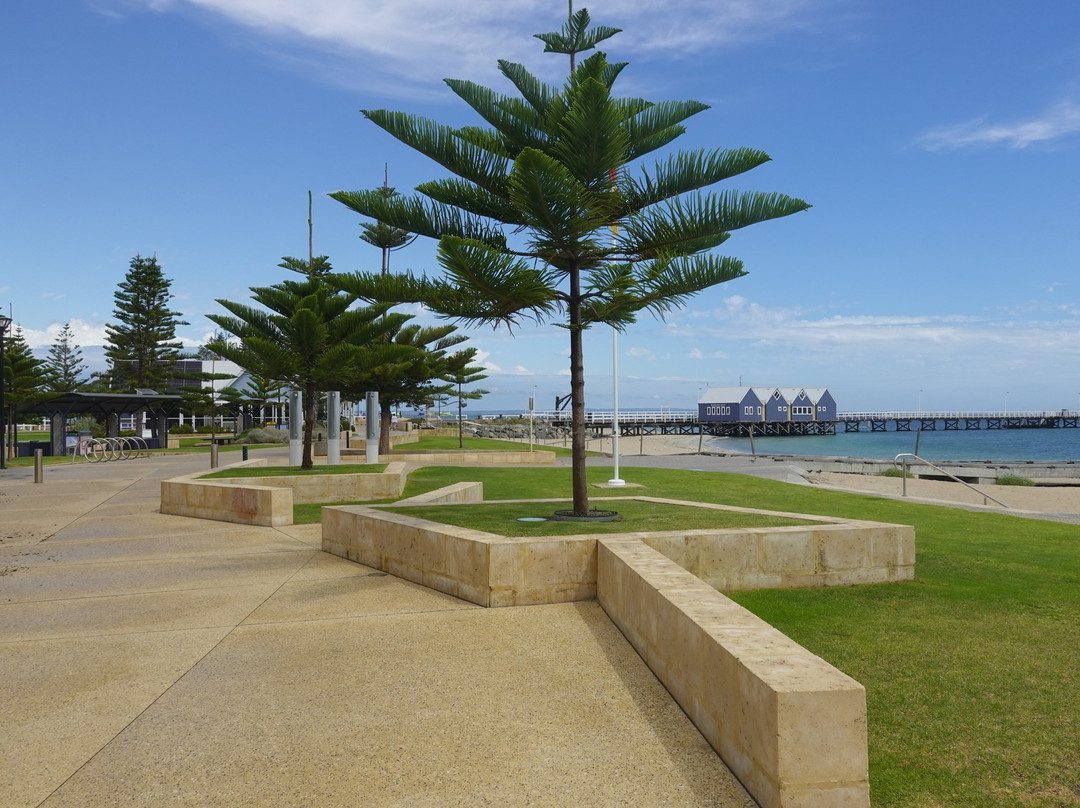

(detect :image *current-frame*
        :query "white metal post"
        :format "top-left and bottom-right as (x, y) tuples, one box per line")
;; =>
(327, 391), (341, 465)
(365, 392), (379, 464)
(608, 327), (625, 485)
(288, 390), (302, 466)
(607, 166), (625, 485)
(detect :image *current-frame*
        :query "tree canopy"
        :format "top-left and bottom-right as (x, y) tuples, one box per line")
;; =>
(104, 254), (187, 392)
(207, 264), (412, 468)
(45, 322), (88, 393)
(442, 347), (489, 448)
(3, 325), (49, 458)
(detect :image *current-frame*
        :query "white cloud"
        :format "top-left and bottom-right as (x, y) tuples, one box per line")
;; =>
(472, 349), (501, 373)
(917, 100), (1080, 151)
(626, 346), (654, 358)
(18, 318), (110, 349)
(687, 347), (728, 360)
(106, 0), (829, 92)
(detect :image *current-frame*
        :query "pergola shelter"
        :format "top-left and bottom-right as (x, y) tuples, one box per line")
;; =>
(19, 392), (182, 456)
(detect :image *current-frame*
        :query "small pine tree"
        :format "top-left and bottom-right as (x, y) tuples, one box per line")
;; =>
(442, 348), (490, 448)
(357, 170), (417, 275)
(45, 322), (89, 393)
(104, 254), (188, 391)
(3, 325), (50, 459)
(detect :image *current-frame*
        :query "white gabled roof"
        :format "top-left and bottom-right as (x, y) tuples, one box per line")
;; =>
(777, 386), (808, 402)
(802, 387), (831, 402)
(698, 386), (755, 404)
(701, 386), (832, 404)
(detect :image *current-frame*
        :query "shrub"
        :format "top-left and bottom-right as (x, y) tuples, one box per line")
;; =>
(172, 424), (195, 434)
(69, 415), (105, 438)
(997, 473), (1035, 486)
(878, 467), (913, 478)
(237, 427), (289, 445)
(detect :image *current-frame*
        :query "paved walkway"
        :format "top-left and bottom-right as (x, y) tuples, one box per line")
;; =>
(0, 450), (754, 808)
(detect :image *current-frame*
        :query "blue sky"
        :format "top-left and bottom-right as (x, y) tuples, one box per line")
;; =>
(4, 0), (1080, 414)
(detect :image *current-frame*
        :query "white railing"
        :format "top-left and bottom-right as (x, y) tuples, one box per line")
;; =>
(526, 410), (1078, 423)
(532, 410), (698, 423)
(894, 453), (1010, 508)
(839, 411), (1077, 420)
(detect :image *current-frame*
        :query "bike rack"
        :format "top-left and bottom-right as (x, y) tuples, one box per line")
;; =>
(893, 453), (1010, 508)
(75, 436), (151, 463)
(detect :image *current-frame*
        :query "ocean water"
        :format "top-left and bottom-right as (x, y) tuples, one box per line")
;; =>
(708, 428), (1080, 462)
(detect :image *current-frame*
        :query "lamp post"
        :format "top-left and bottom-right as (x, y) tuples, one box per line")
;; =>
(0, 314), (11, 469)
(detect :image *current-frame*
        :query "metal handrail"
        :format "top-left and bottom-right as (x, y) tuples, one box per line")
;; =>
(893, 453), (1010, 508)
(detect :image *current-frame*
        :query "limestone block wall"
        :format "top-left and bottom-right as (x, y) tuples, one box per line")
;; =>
(321, 505), (596, 606)
(634, 498), (915, 590)
(160, 479), (292, 526)
(208, 461), (407, 504)
(321, 499), (914, 605)
(598, 538), (870, 808)
(394, 481), (484, 506)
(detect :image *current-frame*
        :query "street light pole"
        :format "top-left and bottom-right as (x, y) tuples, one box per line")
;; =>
(0, 314), (12, 469)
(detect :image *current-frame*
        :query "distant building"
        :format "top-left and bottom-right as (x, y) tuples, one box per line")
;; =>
(698, 386), (836, 423)
(697, 386), (764, 423)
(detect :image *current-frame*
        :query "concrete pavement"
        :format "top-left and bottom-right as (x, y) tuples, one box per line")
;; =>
(0, 450), (755, 808)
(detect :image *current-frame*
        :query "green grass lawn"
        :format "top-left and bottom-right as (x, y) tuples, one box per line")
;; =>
(397, 434), (581, 457)
(201, 463), (386, 479)
(380, 498), (814, 537)
(315, 463), (1078, 808)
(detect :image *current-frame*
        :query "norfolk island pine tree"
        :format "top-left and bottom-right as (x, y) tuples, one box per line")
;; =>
(330, 5), (809, 516)
(207, 260), (414, 469)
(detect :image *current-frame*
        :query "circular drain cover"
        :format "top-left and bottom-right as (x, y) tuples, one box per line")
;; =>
(516, 517), (548, 522)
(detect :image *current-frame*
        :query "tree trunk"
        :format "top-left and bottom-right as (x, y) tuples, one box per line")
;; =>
(457, 383), (464, 449)
(569, 266), (589, 515)
(379, 403), (392, 455)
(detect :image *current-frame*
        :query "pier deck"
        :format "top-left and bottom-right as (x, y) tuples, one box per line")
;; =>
(535, 410), (1080, 438)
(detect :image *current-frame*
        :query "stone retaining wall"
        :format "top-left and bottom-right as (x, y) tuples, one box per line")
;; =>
(160, 459), (292, 527)
(160, 460), (408, 525)
(321, 498), (914, 604)
(320, 497), (897, 808)
(598, 539), (869, 808)
(633, 498), (914, 591)
(207, 462), (407, 504)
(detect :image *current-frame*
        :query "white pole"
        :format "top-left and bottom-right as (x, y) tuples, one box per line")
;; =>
(327, 391), (341, 465)
(365, 392), (379, 464)
(288, 390), (302, 466)
(608, 166), (625, 486)
(608, 326), (624, 485)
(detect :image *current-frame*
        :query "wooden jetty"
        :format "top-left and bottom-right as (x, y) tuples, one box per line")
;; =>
(537, 410), (1080, 438)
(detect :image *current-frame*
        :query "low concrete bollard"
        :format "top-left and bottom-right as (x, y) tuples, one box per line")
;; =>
(34, 449), (43, 483)
(210, 444), (219, 469)
(242, 445), (249, 461)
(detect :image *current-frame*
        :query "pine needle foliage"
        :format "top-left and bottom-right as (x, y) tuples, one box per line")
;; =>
(329, 4), (808, 514)
(207, 265), (413, 468)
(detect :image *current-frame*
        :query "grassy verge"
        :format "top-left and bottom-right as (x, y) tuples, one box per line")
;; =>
(395, 434), (583, 457)
(201, 463), (386, 479)
(380, 499), (813, 537)
(352, 464), (1079, 807)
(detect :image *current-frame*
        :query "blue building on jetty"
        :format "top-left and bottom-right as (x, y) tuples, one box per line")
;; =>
(698, 386), (837, 424)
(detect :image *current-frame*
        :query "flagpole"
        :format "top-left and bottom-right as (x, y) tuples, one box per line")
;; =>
(608, 167), (625, 486)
